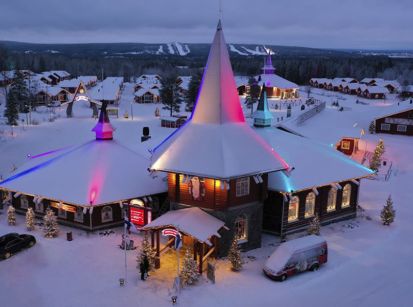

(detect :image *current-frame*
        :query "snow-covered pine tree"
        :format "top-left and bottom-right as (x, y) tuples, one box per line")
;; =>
(369, 140), (385, 172)
(26, 207), (35, 231)
(160, 74), (181, 117)
(137, 232), (156, 273)
(179, 248), (200, 287)
(7, 205), (16, 225)
(381, 195), (395, 226)
(43, 209), (59, 238)
(185, 72), (202, 112)
(4, 89), (19, 126)
(227, 236), (242, 271)
(307, 214), (321, 235)
(369, 121), (376, 134)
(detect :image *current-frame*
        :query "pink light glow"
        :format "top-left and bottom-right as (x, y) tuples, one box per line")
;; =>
(90, 188), (97, 204)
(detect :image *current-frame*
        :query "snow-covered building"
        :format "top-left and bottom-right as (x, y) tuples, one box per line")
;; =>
(89, 77), (124, 105)
(361, 86), (389, 99)
(59, 76), (97, 93)
(0, 104), (167, 230)
(373, 102), (413, 136)
(134, 74), (161, 103)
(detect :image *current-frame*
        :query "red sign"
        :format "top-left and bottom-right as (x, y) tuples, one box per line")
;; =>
(130, 207), (145, 226)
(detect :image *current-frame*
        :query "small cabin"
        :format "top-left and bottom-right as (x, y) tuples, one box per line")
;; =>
(161, 116), (187, 128)
(336, 137), (360, 156)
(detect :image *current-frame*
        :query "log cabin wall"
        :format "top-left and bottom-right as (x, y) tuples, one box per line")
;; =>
(375, 109), (413, 136)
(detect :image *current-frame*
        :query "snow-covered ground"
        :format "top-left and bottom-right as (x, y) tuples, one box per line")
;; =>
(1, 85), (413, 307)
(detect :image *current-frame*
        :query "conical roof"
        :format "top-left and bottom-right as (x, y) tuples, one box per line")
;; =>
(254, 84), (273, 127)
(150, 21), (289, 179)
(262, 51), (275, 75)
(92, 102), (114, 140)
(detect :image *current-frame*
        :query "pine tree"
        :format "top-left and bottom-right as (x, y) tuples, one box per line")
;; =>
(26, 207), (35, 231)
(160, 75), (181, 117)
(381, 195), (395, 226)
(370, 139), (385, 171)
(43, 209), (59, 238)
(4, 84), (19, 126)
(369, 121), (376, 134)
(186, 72), (202, 112)
(180, 248), (200, 286)
(137, 233), (156, 273)
(376, 139), (385, 156)
(7, 205), (16, 225)
(8, 70), (30, 113)
(245, 77), (260, 116)
(227, 236), (242, 271)
(307, 214), (320, 235)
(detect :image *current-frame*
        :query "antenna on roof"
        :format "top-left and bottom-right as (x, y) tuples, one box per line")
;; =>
(219, 0), (223, 22)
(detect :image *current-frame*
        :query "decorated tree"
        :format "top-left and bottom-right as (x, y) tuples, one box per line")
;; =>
(369, 139), (385, 172)
(7, 205), (16, 225)
(26, 207), (36, 231)
(227, 236), (242, 271)
(180, 248), (200, 286)
(369, 121), (376, 134)
(137, 232), (156, 273)
(43, 209), (59, 238)
(381, 195), (395, 226)
(307, 214), (320, 236)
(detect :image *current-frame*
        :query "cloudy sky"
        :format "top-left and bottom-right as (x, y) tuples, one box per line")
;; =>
(0, 0), (411, 49)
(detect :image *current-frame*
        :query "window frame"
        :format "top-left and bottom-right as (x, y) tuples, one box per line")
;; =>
(234, 215), (248, 244)
(397, 124), (407, 132)
(304, 192), (316, 218)
(288, 196), (300, 223)
(341, 140), (351, 150)
(101, 206), (113, 223)
(58, 207), (67, 219)
(341, 184), (352, 208)
(326, 188), (337, 212)
(380, 123), (390, 131)
(236, 177), (250, 197)
(74, 207), (84, 223)
(20, 195), (29, 209)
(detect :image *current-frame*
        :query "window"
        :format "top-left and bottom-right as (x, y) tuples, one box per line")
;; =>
(234, 215), (248, 243)
(381, 123), (390, 131)
(327, 188), (337, 212)
(341, 184), (351, 208)
(341, 141), (351, 150)
(58, 207), (67, 219)
(74, 207), (84, 223)
(101, 206), (113, 223)
(288, 196), (299, 222)
(236, 177), (250, 197)
(143, 93), (153, 103)
(20, 195), (29, 209)
(305, 192), (316, 218)
(397, 125), (407, 132)
(35, 201), (44, 213)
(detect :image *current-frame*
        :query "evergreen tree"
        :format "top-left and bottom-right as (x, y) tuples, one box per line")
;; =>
(186, 72), (202, 112)
(227, 236), (242, 271)
(381, 195), (395, 226)
(137, 233), (156, 273)
(160, 75), (181, 117)
(370, 139), (385, 171)
(307, 214), (321, 236)
(43, 209), (59, 238)
(179, 248), (200, 286)
(7, 205), (16, 225)
(26, 207), (35, 231)
(245, 77), (260, 116)
(7, 70), (30, 113)
(369, 121), (376, 134)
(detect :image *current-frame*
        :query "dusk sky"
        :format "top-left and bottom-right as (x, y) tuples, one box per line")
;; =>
(0, 0), (411, 49)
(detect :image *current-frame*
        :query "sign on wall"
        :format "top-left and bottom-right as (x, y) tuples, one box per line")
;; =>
(130, 207), (145, 226)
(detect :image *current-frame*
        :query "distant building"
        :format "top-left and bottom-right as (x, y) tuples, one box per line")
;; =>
(374, 103), (413, 136)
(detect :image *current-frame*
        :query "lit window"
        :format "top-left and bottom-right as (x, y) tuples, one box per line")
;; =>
(58, 207), (67, 219)
(327, 188), (337, 212)
(143, 93), (153, 103)
(397, 125), (407, 132)
(234, 215), (248, 243)
(341, 141), (351, 150)
(305, 192), (316, 218)
(20, 195), (29, 209)
(236, 177), (250, 197)
(342, 184), (351, 208)
(74, 207), (84, 223)
(101, 206), (113, 223)
(381, 123), (390, 131)
(288, 196), (299, 222)
(35, 201), (44, 213)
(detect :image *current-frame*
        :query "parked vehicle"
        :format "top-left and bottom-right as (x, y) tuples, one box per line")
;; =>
(0, 233), (36, 260)
(263, 235), (327, 281)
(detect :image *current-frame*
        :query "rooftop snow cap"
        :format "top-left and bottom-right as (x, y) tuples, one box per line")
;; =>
(254, 84), (273, 128)
(92, 101), (114, 140)
(150, 21), (289, 179)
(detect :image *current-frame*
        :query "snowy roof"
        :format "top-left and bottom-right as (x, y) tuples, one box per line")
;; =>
(364, 86), (389, 94)
(344, 83), (362, 90)
(310, 78), (331, 84)
(47, 70), (70, 78)
(360, 78), (384, 84)
(142, 207), (226, 245)
(373, 100), (413, 120)
(150, 21), (289, 179)
(255, 128), (374, 192)
(264, 235), (326, 273)
(254, 84), (273, 125)
(134, 88), (160, 97)
(77, 76), (98, 84)
(405, 85), (413, 92)
(0, 137), (166, 206)
(234, 76), (250, 87)
(258, 73), (299, 89)
(59, 79), (81, 88)
(177, 76), (191, 91)
(89, 77), (123, 101)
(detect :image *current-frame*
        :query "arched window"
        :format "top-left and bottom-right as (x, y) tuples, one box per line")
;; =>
(101, 206), (113, 223)
(327, 188), (337, 212)
(342, 184), (351, 208)
(20, 195), (29, 209)
(288, 196), (299, 222)
(305, 192), (316, 218)
(234, 215), (248, 243)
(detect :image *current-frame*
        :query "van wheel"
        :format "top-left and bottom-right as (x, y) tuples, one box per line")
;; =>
(280, 274), (287, 282)
(310, 264), (319, 272)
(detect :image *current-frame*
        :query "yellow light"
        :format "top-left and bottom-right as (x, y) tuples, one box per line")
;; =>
(215, 180), (221, 188)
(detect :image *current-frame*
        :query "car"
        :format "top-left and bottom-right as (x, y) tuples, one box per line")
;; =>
(263, 235), (327, 281)
(0, 233), (36, 260)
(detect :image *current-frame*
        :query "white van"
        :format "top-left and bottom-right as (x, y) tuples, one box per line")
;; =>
(263, 235), (328, 281)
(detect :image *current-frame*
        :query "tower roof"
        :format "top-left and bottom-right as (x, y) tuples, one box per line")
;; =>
(254, 84), (273, 127)
(92, 102), (114, 140)
(150, 21), (289, 179)
(261, 51), (275, 75)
